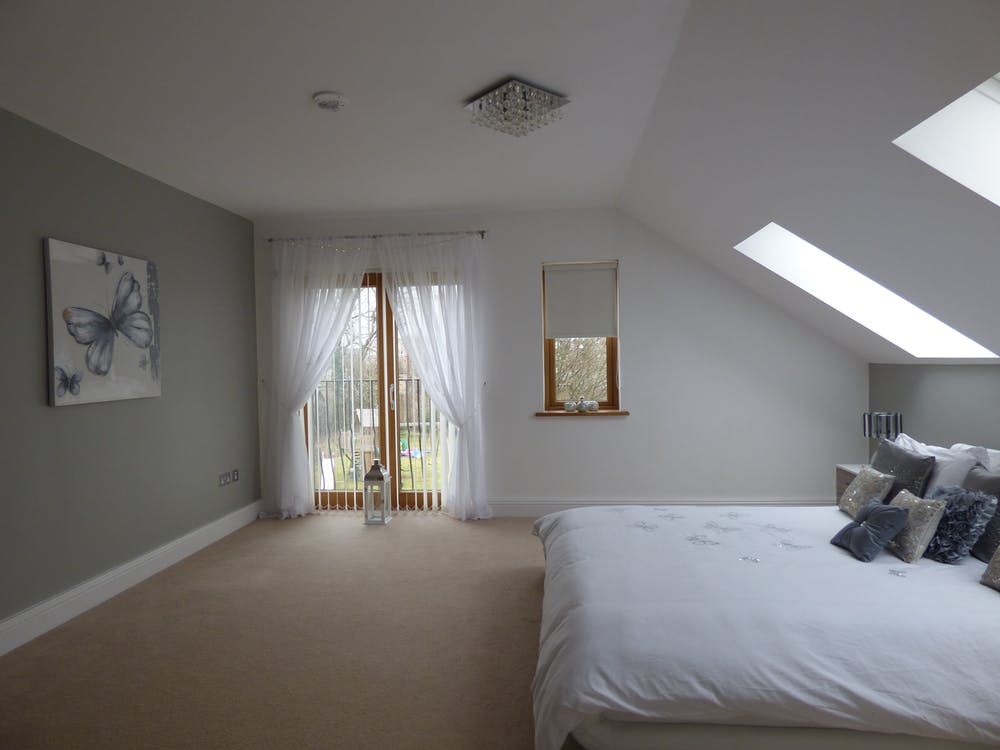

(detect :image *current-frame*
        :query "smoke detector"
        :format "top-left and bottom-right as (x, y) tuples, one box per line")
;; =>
(312, 91), (348, 112)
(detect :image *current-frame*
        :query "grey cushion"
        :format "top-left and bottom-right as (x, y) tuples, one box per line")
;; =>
(925, 453), (978, 496)
(894, 434), (978, 496)
(831, 501), (909, 562)
(887, 490), (946, 564)
(925, 485), (998, 564)
(871, 439), (935, 501)
(973, 515), (1000, 564)
(981, 546), (1000, 593)
(963, 466), (1000, 563)
(838, 465), (896, 519)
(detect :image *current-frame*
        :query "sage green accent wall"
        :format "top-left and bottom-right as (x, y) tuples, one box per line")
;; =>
(0, 109), (259, 621)
(869, 364), (1000, 449)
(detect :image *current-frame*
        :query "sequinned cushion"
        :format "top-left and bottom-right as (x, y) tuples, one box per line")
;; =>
(981, 545), (1000, 593)
(887, 490), (946, 564)
(963, 466), (1000, 563)
(838, 466), (896, 519)
(925, 486), (998, 564)
(831, 500), (909, 562)
(871, 439), (936, 501)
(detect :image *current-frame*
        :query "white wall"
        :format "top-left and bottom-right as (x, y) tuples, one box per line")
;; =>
(255, 207), (868, 516)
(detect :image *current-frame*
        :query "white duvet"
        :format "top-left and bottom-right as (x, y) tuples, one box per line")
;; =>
(532, 505), (1000, 750)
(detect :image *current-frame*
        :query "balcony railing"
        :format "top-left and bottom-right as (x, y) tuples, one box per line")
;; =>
(309, 377), (451, 511)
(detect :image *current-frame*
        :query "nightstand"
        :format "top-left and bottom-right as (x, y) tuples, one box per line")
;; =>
(835, 464), (863, 500)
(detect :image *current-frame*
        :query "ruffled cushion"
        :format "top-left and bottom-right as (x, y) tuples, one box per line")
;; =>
(925, 485), (998, 564)
(963, 466), (1000, 563)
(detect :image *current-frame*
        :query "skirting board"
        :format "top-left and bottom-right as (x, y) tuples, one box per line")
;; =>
(488, 496), (833, 518)
(0, 500), (261, 657)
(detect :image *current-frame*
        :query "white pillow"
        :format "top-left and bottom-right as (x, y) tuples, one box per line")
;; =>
(951, 442), (999, 472)
(893, 434), (977, 496)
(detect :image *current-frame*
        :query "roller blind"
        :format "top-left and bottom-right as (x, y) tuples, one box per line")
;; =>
(543, 261), (618, 339)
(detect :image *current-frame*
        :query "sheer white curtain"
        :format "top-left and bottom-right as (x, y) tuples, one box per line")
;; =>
(263, 239), (369, 518)
(378, 235), (491, 520)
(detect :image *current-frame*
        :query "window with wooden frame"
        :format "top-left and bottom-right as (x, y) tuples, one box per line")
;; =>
(540, 261), (626, 415)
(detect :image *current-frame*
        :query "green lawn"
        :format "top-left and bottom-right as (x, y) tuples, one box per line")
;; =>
(315, 431), (446, 491)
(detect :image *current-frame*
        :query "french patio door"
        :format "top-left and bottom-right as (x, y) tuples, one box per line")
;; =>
(307, 273), (451, 511)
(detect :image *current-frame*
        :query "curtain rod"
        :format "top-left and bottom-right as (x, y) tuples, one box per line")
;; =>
(267, 229), (486, 242)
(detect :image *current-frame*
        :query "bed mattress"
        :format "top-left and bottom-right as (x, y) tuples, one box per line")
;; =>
(532, 505), (1000, 750)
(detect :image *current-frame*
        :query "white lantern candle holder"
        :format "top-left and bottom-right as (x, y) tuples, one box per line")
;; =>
(363, 460), (392, 525)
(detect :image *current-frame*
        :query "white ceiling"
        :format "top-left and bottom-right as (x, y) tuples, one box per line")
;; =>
(0, 0), (688, 220)
(4, 0), (1000, 364)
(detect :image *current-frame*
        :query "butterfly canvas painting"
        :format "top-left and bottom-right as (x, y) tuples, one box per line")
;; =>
(44, 238), (161, 406)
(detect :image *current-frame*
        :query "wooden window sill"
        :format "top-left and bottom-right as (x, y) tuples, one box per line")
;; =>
(534, 410), (630, 417)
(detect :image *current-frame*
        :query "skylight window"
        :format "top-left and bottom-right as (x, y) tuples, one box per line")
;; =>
(893, 72), (1000, 208)
(734, 222), (997, 358)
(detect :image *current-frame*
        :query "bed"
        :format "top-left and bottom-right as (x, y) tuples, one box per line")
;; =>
(531, 505), (1000, 750)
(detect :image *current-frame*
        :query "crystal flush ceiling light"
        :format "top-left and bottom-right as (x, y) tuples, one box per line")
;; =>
(465, 78), (568, 137)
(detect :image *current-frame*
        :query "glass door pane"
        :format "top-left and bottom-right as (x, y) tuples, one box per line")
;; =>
(309, 276), (386, 509)
(392, 329), (453, 511)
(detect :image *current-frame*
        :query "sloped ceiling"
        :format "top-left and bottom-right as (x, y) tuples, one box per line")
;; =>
(618, 0), (1000, 363)
(3, 0), (1000, 364)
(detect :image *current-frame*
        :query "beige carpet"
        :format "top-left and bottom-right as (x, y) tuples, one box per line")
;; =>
(0, 513), (551, 750)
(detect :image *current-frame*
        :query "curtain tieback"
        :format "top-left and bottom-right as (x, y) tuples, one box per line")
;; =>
(453, 402), (482, 430)
(277, 398), (304, 415)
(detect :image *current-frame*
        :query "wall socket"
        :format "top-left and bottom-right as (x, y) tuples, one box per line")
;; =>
(218, 468), (240, 487)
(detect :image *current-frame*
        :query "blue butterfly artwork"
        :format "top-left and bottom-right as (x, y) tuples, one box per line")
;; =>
(54, 366), (82, 397)
(46, 238), (161, 406)
(62, 271), (153, 376)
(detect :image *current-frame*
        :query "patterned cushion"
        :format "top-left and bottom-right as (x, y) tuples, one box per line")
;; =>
(838, 466), (896, 519)
(925, 486), (998, 564)
(887, 490), (946, 564)
(871, 439), (935, 501)
(963, 466), (1000, 563)
(981, 546), (1000, 593)
(831, 501), (909, 562)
